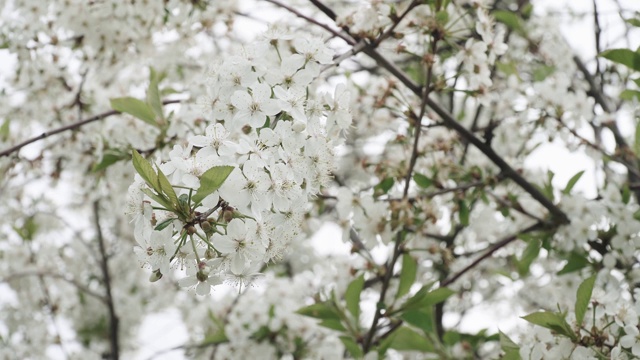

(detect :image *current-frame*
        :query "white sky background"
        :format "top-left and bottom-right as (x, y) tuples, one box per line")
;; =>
(1, 0), (639, 359)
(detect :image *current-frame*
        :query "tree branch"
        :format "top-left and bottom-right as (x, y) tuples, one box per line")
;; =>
(440, 221), (544, 287)
(93, 201), (120, 360)
(0, 99), (181, 158)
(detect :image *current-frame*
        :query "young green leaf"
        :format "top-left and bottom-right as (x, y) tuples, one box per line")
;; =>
(493, 10), (525, 34)
(500, 331), (522, 360)
(345, 274), (364, 321)
(521, 311), (576, 340)
(191, 166), (235, 204)
(92, 150), (127, 173)
(599, 48), (640, 72)
(132, 150), (161, 192)
(374, 177), (394, 196)
(396, 254), (417, 299)
(318, 319), (347, 332)
(557, 252), (590, 275)
(413, 173), (433, 189)
(575, 275), (596, 326)
(296, 302), (341, 321)
(154, 218), (175, 231)
(141, 188), (173, 211)
(385, 326), (435, 352)
(157, 166), (179, 210)
(400, 309), (433, 334)
(147, 68), (164, 123)
(0, 119), (9, 141)
(339, 336), (364, 359)
(403, 286), (455, 311)
(111, 97), (158, 127)
(562, 170), (585, 195)
(458, 200), (469, 226)
(516, 239), (541, 276)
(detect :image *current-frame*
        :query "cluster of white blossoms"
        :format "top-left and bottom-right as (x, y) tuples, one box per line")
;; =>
(127, 29), (351, 295)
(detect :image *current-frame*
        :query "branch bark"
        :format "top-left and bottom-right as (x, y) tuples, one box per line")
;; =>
(0, 99), (181, 158)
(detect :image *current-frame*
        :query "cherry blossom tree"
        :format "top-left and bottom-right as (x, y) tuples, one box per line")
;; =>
(1, 0), (640, 359)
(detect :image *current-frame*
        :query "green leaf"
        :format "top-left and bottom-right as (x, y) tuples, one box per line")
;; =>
(458, 200), (469, 226)
(297, 303), (341, 321)
(562, 170), (585, 195)
(496, 61), (519, 78)
(339, 336), (363, 359)
(493, 10), (524, 34)
(147, 68), (165, 124)
(0, 119), (9, 141)
(600, 48), (640, 72)
(192, 166), (235, 204)
(621, 89), (640, 102)
(575, 275), (596, 326)
(413, 173), (433, 189)
(141, 188), (173, 210)
(499, 330), (519, 352)
(533, 65), (556, 82)
(396, 254), (417, 299)
(498, 331), (522, 359)
(132, 150), (161, 192)
(386, 326), (434, 352)
(154, 218), (175, 231)
(624, 17), (640, 28)
(400, 309), (433, 334)
(110, 97), (157, 127)
(92, 150), (127, 173)
(516, 238), (541, 276)
(521, 311), (576, 340)
(345, 275), (364, 321)
(318, 319), (347, 332)
(374, 177), (394, 196)
(403, 286), (455, 311)
(157, 167), (179, 211)
(557, 252), (590, 275)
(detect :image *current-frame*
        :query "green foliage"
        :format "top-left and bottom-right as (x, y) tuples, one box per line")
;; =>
(191, 166), (235, 204)
(574, 275), (596, 326)
(413, 172), (433, 189)
(92, 148), (129, 173)
(402, 285), (455, 311)
(493, 10), (525, 35)
(515, 235), (541, 276)
(557, 252), (591, 275)
(0, 119), (9, 141)
(458, 199), (470, 226)
(296, 302), (341, 321)
(339, 336), (363, 359)
(562, 170), (585, 195)
(521, 311), (576, 341)
(110, 97), (158, 127)
(381, 326), (435, 353)
(345, 274), (364, 321)
(499, 331), (521, 360)
(396, 254), (418, 299)
(600, 48), (640, 72)
(374, 177), (394, 196)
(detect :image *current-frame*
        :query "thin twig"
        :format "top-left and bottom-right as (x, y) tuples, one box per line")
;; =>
(2, 270), (107, 304)
(0, 99), (181, 158)
(93, 201), (120, 360)
(440, 221), (544, 287)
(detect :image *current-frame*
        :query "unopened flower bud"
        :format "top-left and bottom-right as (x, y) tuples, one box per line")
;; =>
(200, 220), (212, 233)
(149, 269), (163, 282)
(186, 225), (197, 235)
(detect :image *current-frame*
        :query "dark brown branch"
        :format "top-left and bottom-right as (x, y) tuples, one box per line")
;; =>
(441, 221), (544, 287)
(0, 99), (181, 158)
(93, 201), (120, 360)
